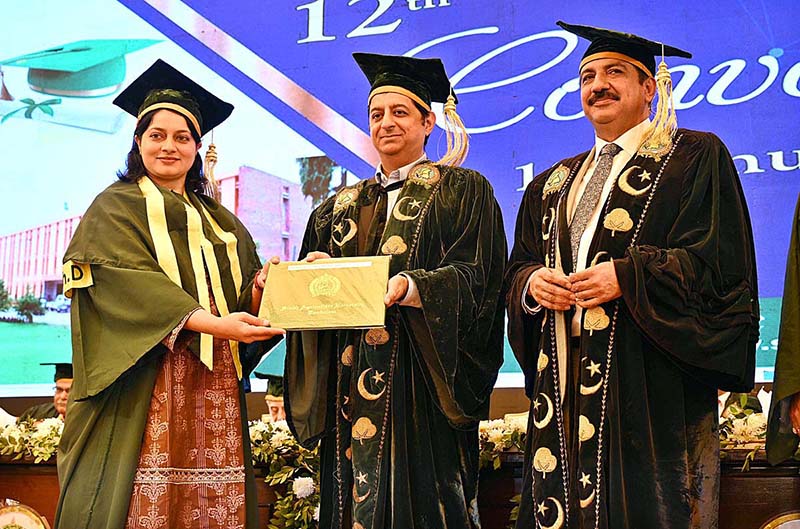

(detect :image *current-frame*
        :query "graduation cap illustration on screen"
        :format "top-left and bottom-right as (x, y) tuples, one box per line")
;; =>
(0, 39), (159, 97)
(0, 39), (159, 134)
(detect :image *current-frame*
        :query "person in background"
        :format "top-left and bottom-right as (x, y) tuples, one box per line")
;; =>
(254, 373), (287, 422)
(17, 363), (73, 422)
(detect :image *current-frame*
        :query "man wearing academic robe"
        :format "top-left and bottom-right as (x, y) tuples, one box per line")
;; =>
(284, 53), (507, 528)
(766, 193), (800, 464)
(17, 363), (72, 423)
(505, 22), (759, 529)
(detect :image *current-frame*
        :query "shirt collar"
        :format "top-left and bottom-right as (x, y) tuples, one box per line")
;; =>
(593, 118), (651, 161)
(375, 154), (427, 187)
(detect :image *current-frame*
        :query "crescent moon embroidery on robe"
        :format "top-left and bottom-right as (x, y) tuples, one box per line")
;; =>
(332, 219), (358, 247)
(533, 393), (554, 429)
(538, 497), (565, 529)
(580, 488), (596, 508)
(542, 207), (555, 241)
(617, 165), (652, 197)
(353, 484), (371, 504)
(579, 356), (603, 395)
(589, 251), (609, 268)
(341, 395), (352, 421)
(357, 368), (386, 401)
(580, 377), (603, 396)
(392, 197), (422, 222)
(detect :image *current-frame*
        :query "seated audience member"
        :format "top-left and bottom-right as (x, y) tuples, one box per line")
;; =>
(18, 363), (72, 423)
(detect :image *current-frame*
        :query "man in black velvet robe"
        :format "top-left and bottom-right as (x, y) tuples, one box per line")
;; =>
(284, 53), (507, 528)
(766, 193), (800, 464)
(505, 22), (758, 529)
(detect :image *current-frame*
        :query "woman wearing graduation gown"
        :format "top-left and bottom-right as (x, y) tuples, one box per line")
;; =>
(54, 60), (284, 529)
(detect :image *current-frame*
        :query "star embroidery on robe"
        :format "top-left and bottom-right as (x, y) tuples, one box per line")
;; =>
(372, 371), (385, 384)
(579, 472), (592, 488)
(533, 398), (542, 412)
(639, 170), (651, 182)
(586, 360), (602, 377)
(356, 471), (368, 485)
(333, 223), (344, 235)
(537, 502), (549, 515)
(409, 198), (422, 210)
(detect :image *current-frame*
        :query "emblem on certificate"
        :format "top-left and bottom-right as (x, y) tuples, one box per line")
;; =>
(259, 256), (390, 330)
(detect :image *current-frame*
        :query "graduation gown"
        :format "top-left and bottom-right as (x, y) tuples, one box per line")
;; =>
(766, 193), (800, 464)
(54, 177), (275, 529)
(285, 162), (507, 529)
(505, 130), (759, 529)
(17, 403), (58, 423)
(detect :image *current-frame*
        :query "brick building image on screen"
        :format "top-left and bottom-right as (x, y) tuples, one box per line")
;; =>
(0, 165), (318, 301)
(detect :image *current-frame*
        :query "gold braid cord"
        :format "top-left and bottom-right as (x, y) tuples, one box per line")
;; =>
(435, 94), (470, 167)
(204, 143), (220, 199)
(640, 60), (678, 154)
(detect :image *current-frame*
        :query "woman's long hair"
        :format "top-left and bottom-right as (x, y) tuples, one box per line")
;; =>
(116, 109), (207, 195)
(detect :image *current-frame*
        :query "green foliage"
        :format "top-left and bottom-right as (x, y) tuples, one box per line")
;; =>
(478, 417), (527, 471)
(0, 279), (10, 311)
(298, 156), (335, 207)
(507, 494), (521, 529)
(250, 420), (320, 528)
(14, 291), (45, 323)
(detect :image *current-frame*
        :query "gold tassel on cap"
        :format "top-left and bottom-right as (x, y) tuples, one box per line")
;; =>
(640, 46), (678, 161)
(204, 131), (220, 199)
(435, 92), (469, 167)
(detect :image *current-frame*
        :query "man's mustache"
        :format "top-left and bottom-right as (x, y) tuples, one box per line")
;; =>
(588, 91), (620, 105)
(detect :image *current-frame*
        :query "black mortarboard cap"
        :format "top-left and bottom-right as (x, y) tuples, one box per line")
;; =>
(557, 21), (692, 76)
(353, 52), (457, 109)
(112, 59), (233, 136)
(253, 373), (284, 398)
(41, 363), (73, 382)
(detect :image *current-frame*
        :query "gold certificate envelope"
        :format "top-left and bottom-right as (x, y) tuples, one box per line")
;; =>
(259, 256), (391, 330)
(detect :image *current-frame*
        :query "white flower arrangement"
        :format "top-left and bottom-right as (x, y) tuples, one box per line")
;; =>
(292, 476), (316, 499)
(478, 413), (527, 470)
(0, 417), (64, 463)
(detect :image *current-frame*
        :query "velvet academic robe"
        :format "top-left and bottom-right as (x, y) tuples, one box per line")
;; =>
(285, 162), (507, 529)
(505, 130), (759, 529)
(766, 193), (800, 464)
(17, 403), (58, 423)
(54, 178), (275, 529)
